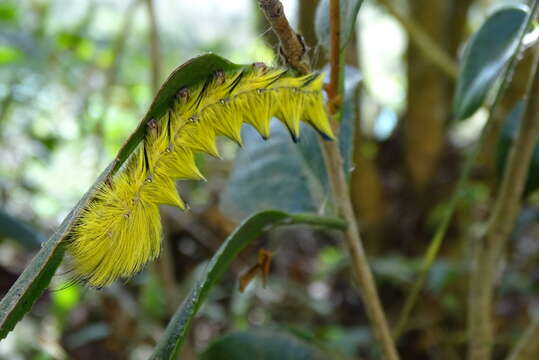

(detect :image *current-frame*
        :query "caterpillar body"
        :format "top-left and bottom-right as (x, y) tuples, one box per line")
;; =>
(68, 55), (334, 287)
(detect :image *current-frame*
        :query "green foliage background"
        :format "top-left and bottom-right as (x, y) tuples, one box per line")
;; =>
(1, 0), (539, 359)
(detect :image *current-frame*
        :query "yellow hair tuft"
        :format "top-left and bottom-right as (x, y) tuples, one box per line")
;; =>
(67, 64), (334, 287)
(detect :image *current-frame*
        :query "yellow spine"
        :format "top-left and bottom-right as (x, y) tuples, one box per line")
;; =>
(68, 65), (334, 287)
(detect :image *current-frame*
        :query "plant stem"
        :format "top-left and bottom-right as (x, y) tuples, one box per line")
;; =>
(507, 316), (539, 360)
(326, 0), (341, 116)
(376, 0), (458, 79)
(321, 141), (399, 360)
(258, 1), (399, 358)
(325, 1), (398, 359)
(468, 45), (539, 360)
(395, 0), (539, 340)
(288, 213), (347, 230)
(257, 0), (310, 75)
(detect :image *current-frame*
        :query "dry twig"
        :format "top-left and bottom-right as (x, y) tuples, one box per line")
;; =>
(257, 1), (399, 359)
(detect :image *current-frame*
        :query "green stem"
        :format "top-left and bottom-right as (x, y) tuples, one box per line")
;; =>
(287, 213), (347, 230)
(469, 43), (539, 360)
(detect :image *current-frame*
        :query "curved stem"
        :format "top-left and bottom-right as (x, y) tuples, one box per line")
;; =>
(469, 44), (539, 360)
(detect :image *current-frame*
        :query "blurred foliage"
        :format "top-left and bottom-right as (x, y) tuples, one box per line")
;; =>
(1, 0), (539, 359)
(0, 210), (44, 249)
(152, 211), (345, 359)
(200, 329), (328, 360)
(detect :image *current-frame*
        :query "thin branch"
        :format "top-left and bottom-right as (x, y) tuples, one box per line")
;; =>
(320, 141), (400, 360)
(326, 0), (341, 115)
(507, 316), (539, 360)
(376, 0), (458, 79)
(257, 1), (400, 359)
(468, 45), (539, 360)
(257, 0), (310, 74)
(395, 0), (539, 340)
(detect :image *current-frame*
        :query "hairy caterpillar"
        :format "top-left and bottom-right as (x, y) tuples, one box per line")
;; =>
(67, 55), (334, 287)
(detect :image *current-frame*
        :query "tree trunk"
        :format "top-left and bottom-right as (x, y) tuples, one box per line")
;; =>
(404, 0), (451, 192)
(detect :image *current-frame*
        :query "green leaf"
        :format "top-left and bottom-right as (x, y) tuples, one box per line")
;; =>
(0, 210), (44, 249)
(496, 100), (539, 197)
(55, 31), (95, 61)
(55, 31), (85, 49)
(220, 67), (360, 220)
(453, 5), (529, 120)
(0, 54), (244, 340)
(150, 210), (345, 360)
(0, 3), (18, 23)
(221, 123), (329, 218)
(200, 329), (328, 360)
(0, 45), (24, 64)
(315, 0), (364, 52)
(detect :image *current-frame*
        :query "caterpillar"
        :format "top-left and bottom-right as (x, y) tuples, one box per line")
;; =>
(67, 55), (334, 288)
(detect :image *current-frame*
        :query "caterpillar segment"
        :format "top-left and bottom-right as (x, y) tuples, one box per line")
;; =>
(68, 62), (334, 287)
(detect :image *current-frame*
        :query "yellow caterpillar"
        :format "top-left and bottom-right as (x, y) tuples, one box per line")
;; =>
(67, 59), (333, 288)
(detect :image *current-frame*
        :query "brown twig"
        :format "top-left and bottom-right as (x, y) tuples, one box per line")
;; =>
(468, 46), (539, 360)
(376, 0), (458, 79)
(320, 141), (399, 360)
(257, 1), (399, 359)
(324, 3), (397, 358)
(257, 0), (310, 74)
(326, 0), (341, 115)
